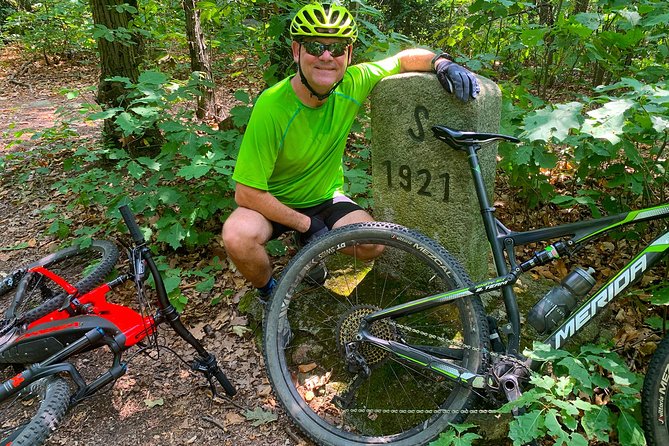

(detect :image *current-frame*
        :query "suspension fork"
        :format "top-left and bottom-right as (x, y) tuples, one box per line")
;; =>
(0, 328), (105, 400)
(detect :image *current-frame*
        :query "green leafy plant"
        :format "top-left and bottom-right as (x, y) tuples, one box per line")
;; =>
(3, 0), (94, 58)
(50, 70), (246, 250)
(430, 423), (482, 446)
(500, 343), (645, 446)
(502, 76), (669, 213)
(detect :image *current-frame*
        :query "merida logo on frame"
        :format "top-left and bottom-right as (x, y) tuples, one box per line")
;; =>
(554, 255), (647, 348)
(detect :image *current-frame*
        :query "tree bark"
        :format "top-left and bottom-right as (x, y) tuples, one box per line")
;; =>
(535, 0), (555, 26)
(573, 0), (589, 13)
(15, 0), (32, 11)
(183, 0), (218, 119)
(89, 0), (160, 155)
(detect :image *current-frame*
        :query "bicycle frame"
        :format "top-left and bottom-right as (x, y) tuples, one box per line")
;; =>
(0, 205), (236, 407)
(0, 272), (158, 403)
(360, 140), (669, 389)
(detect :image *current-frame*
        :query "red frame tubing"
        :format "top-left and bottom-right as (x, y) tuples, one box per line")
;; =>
(28, 266), (78, 295)
(27, 282), (155, 348)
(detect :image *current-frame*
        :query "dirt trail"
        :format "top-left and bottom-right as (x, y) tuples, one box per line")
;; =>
(0, 46), (307, 446)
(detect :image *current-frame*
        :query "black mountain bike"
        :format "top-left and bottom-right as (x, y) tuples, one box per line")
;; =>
(0, 205), (235, 445)
(262, 125), (669, 446)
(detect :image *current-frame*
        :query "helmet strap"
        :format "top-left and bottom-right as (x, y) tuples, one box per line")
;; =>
(297, 49), (344, 102)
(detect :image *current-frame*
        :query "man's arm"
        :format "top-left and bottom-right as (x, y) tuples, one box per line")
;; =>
(395, 48), (439, 73)
(235, 183), (311, 233)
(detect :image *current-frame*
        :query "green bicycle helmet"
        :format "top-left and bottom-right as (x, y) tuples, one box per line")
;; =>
(290, 2), (358, 42)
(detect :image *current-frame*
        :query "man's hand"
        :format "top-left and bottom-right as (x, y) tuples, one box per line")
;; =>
(436, 60), (480, 102)
(299, 216), (329, 246)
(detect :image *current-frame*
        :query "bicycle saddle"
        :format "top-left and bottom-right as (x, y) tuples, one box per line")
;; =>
(432, 125), (520, 149)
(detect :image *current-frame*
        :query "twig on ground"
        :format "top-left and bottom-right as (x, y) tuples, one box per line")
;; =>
(8, 58), (37, 92)
(284, 426), (305, 445)
(212, 393), (249, 411)
(201, 415), (226, 432)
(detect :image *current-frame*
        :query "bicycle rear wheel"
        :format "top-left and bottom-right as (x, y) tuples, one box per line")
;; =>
(263, 222), (489, 446)
(0, 240), (118, 327)
(0, 375), (72, 446)
(642, 335), (669, 446)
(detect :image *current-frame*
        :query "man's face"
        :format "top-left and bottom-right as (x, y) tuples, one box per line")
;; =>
(292, 37), (352, 94)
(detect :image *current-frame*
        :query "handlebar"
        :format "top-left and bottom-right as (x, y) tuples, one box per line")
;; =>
(119, 205), (146, 245)
(117, 205), (237, 397)
(215, 369), (237, 396)
(193, 353), (237, 396)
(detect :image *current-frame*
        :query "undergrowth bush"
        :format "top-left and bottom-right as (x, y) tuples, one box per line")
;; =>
(499, 77), (669, 212)
(51, 70), (246, 250)
(2, 0), (94, 57)
(431, 343), (645, 446)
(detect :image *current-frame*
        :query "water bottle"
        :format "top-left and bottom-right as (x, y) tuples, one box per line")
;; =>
(528, 266), (596, 334)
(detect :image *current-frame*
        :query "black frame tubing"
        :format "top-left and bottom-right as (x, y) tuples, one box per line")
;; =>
(464, 138), (669, 356)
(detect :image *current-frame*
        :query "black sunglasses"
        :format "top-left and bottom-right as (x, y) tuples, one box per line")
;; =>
(301, 41), (350, 58)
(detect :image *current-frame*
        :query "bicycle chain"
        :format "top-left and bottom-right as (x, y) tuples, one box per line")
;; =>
(396, 322), (529, 368)
(341, 322), (530, 416)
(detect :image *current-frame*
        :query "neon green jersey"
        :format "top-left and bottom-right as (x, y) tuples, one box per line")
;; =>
(232, 57), (401, 208)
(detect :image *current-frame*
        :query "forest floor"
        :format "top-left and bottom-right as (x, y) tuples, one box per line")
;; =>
(0, 47), (306, 446)
(0, 45), (661, 446)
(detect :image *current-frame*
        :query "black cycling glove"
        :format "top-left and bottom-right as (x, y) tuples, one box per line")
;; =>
(299, 216), (329, 246)
(435, 60), (480, 102)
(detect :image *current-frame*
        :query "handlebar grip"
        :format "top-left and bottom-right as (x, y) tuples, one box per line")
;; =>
(119, 205), (145, 245)
(215, 369), (237, 396)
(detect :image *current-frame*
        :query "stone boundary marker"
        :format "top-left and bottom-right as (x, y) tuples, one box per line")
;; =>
(370, 73), (502, 280)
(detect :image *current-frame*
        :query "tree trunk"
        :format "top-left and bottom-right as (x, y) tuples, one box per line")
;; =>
(183, 0), (218, 120)
(89, 0), (160, 155)
(15, 0), (32, 11)
(573, 0), (589, 13)
(535, 0), (555, 26)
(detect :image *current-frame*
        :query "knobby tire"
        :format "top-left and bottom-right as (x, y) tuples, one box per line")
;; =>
(0, 240), (118, 326)
(0, 376), (72, 446)
(642, 335), (669, 446)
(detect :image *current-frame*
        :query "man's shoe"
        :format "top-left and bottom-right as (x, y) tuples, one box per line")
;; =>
(305, 261), (328, 285)
(257, 277), (277, 303)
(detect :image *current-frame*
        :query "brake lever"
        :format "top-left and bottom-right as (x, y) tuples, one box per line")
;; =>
(130, 247), (146, 282)
(191, 356), (220, 397)
(191, 354), (237, 397)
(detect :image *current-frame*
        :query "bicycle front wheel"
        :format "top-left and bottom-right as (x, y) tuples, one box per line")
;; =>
(642, 335), (669, 446)
(0, 375), (72, 446)
(264, 222), (489, 446)
(0, 240), (119, 326)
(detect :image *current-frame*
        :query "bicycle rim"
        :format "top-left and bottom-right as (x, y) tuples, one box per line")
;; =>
(0, 374), (72, 446)
(1, 240), (118, 325)
(264, 222), (488, 446)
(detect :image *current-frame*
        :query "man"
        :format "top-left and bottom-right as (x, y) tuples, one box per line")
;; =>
(222, 2), (479, 299)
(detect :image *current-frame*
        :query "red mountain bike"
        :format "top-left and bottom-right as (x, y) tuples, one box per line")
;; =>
(0, 205), (236, 445)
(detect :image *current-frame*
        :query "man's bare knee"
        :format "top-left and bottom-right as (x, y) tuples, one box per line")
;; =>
(342, 243), (385, 261)
(222, 210), (270, 256)
(221, 218), (244, 253)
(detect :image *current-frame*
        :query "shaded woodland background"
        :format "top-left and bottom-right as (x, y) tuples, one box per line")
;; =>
(1, 1), (669, 444)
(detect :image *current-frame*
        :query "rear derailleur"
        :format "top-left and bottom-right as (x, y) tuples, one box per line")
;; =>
(331, 341), (370, 410)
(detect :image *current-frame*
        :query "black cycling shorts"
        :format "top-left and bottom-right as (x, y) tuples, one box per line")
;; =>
(270, 195), (363, 240)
